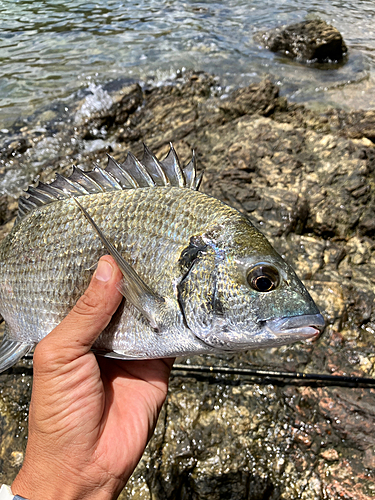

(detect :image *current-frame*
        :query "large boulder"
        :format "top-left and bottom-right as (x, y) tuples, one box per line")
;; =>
(255, 20), (348, 63)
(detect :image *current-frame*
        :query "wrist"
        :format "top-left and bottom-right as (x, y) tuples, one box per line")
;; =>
(0, 484), (28, 500)
(11, 465), (122, 500)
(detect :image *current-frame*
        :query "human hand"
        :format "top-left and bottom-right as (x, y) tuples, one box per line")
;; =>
(11, 256), (174, 500)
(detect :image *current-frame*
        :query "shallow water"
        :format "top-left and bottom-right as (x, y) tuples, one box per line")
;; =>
(1, 0), (375, 132)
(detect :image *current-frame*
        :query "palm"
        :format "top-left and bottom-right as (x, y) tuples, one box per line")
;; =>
(80, 356), (173, 485)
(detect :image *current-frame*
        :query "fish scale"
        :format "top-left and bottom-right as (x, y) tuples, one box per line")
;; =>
(0, 145), (325, 372)
(0, 187), (231, 341)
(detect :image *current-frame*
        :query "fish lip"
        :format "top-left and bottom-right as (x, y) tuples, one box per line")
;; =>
(198, 313), (325, 351)
(265, 313), (325, 339)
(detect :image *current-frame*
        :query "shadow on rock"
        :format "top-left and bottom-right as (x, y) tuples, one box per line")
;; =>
(147, 468), (278, 500)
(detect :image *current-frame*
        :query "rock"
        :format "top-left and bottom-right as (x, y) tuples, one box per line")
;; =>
(78, 83), (144, 140)
(0, 195), (15, 226)
(320, 448), (339, 462)
(338, 110), (375, 143)
(255, 20), (348, 63)
(1, 71), (375, 499)
(0, 137), (32, 158)
(219, 80), (286, 120)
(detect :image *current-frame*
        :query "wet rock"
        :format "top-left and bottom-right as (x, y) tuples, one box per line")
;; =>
(339, 110), (375, 144)
(0, 195), (17, 226)
(219, 80), (286, 120)
(78, 83), (143, 140)
(256, 20), (348, 63)
(0, 365), (32, 485)
(0, 137), (33, 158)
(320, 448), (339, 461)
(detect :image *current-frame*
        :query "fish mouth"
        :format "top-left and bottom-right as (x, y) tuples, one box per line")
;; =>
(197, 313), (325, 351)
(265, 313), (325, 340)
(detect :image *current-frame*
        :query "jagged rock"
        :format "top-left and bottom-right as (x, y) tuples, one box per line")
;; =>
(219, 80), (287, 119)
(78, 83), (144, 140)
(255, 20), (348, 63)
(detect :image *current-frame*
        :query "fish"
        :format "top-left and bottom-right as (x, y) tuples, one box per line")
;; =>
(0, 144), (325, 373)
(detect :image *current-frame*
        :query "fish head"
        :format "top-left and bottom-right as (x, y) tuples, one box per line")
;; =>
(177, 218), (325, 351)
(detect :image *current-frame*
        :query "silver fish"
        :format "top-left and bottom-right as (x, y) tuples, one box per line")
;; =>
(0, 144), (324, 372)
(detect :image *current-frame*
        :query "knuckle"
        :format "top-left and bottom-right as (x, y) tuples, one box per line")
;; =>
(73, 287), (102, 317)
(32, 342), (44, 364)
(33, 338), (56, 367)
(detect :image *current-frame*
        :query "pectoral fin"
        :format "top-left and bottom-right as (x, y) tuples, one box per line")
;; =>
(0, 336), (34, 374)
(74, 198), (165, 330)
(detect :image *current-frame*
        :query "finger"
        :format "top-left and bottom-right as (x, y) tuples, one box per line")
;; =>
(163, 358), (175, 370)
(36, 255), (123, 362)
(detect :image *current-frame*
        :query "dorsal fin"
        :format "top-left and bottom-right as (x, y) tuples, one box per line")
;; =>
(160, 143), (185, 187)
(17, 144), (203, 221)
(141, 144), (170, 186)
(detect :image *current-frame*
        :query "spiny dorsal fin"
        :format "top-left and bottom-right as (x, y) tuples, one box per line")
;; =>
(160, 143), (185, 187)
(17, 144), (203, 221)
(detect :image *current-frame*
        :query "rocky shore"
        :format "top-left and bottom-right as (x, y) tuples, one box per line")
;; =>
(0, 71), (375, 499)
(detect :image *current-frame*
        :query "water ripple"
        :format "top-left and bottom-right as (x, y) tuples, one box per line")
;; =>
(0, 0), (374, 128)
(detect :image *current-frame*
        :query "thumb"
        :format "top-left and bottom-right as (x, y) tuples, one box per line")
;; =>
(35, 255), (123, 364)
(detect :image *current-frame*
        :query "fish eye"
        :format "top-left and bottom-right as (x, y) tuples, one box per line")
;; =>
(247, 264), (280, 292)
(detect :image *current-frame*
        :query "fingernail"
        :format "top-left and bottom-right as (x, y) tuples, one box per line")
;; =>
(95, 260), (113, 282)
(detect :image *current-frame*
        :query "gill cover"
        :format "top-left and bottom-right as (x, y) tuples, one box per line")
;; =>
(177, 235), (228, 346)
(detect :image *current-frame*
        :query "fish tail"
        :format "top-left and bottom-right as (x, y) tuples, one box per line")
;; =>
(0, 335), (34, 373)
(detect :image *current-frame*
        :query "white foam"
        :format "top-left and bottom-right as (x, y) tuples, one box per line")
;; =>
(83, 139), (115, 153)
(75, 84), (113, 124)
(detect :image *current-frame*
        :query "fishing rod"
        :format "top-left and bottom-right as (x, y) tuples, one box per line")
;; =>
(15, 355), (375, 387)
(171, 363), (375, 387)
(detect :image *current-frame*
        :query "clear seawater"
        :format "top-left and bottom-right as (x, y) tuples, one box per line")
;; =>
(0, 0), (374, 131)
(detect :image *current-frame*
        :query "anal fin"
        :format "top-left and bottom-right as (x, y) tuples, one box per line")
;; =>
(0, 336), (34, 373)
(92, 348), (144, 360)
